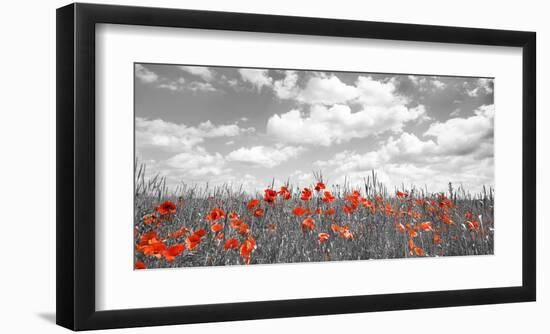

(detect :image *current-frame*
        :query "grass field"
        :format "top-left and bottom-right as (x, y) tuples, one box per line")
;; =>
(133, 164), (494, 270)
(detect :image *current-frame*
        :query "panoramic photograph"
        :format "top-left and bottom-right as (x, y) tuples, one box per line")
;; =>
(133, 63), (495, 269)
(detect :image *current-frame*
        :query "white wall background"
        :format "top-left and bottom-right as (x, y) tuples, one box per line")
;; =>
(0, 0), (546, 332)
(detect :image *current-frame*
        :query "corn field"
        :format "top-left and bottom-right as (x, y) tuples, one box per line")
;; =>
(134, 162), (494, 269)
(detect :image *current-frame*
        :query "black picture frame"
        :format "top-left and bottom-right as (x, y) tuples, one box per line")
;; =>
(56, 2), (536, 331)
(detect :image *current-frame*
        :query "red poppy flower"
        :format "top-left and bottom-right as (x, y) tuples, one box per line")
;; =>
(278, 186), (291, 200)
(465, 211), (472, 219)
(396, 191), (408, 198)
(162, 244), (185, 262)
(168, 227), (189, 239)
(318, 233), (329, 243)
(384, 203), (393, 215)
(361, 198), (373, 208)
(186, 233), (202, 250)
(331, 224), (341, 233)
(143, 213), (158, 225)
(186, 229), (206, 250)
(155, 200), (177, 215)
(341, 230), (353, 240)
(253, 208), (264, 217)
(442, 216), (454, 225)
(345, 194), (360, 205)
(414, 247), (425, 256)
(228, 212), (240, 221)
(375, 195), (384, 202)
(466, 220), (480, 230)
(238, 223), (250, 235)
(292, 207), (308, 216)
(314, 182), (326, 192)
(247, 199), (260, 209)
(315, 208), (322, 214)
(341, 229), (354, 240)
(224, 238), (239, 250)
(406, 224), (418, 238)
(408, 239), (415, 251)
(409, 210), (422, 220)
(136, 231), (167, 258)
(187, 233), (201, 243)
(264, 188), (278, 204)
(342, 205), (355, 215)
(396, 223), (406, 233)
(419, 221), (433, 232)
(438, 195), (456, 209)
(135, 261), (146, 270)
(301, 218), (315, 231)
(239, 237), (257, 264)
(211, 223), (223, 233)
(141, 240), (167, 258)
(230, 219), (243, 229)
(300, 188), (312, 201)
(324, 208), (335, 216)
(138, 230), (158, 244)
(216, 232), (225, 240)
(322, 191), (335, 203)
(433, 233), (442, 244)
(206, 208), (226, 221)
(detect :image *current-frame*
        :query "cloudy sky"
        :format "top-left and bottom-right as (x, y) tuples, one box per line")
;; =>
(135, 63), (494, 195)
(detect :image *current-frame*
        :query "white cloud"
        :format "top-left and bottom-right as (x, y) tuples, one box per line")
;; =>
(297, 75), (358, 104)
(135, 64), (158, 83)
(477, 78), (494, 94)
(312, 104), (495, 192)
(227, 145), (304, 168)
(355, 76), (407, 106)
(466, 87), (480, 97)
(432, 79), (446, 90)
(136, 117), (252, 151)
(238, 69), (273, 91)
(316, 149), (494, 193)
(465, 78), (494, 97)
(314, 150), (384, 173)
(288, 170), (315, 188)
(266, 75), (429, 146)
(408, 75), (420, 85)
(138, 146), (233, 189)
(407, 75), (446, 92)
(266, 103), (427, 146)
(313, 132), (437, 173)
(272, 74), (426, 110)
(164, 148), (228, 178)
(179, 66), (214, 81)
(157, 82), (178, 91)
(155, 79), (217, 93)
(384, 132), (438, 160)
(273, 70), (299, 99)
(188, 81), (217, 92)
(424, 104), (494, 156)
(227, 78), (239, 87)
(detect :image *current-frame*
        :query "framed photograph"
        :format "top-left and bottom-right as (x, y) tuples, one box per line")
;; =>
(56, 3), (536, 331)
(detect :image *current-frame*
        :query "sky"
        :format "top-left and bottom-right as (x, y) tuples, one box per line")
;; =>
(135, 63), (494, 195)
